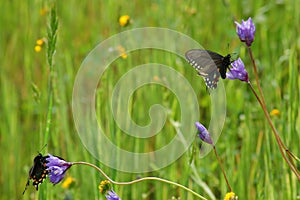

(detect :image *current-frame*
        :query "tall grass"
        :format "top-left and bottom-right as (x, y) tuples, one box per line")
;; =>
(0, 0), (299, 199)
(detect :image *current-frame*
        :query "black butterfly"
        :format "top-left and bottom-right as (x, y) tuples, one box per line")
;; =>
(185, 49), (232, 89)
(23, 154), (49, 195)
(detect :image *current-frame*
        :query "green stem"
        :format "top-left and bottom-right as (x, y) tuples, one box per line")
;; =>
(43, 6), (59, 146)
(44, 89), (53, 145)
(247, 82), (300, 180)
(72, 162), (207, 199)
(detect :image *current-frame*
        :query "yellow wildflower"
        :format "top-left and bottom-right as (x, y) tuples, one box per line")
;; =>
(34, 45), (42, 52)
(119, 15), (130, 27)
(36, 39), (44, 46)
(121, 53), (127, 59)
(224, 192), (237, 200)
(270, 109), (280, 117)
(62, 176), (75, 189)
(98, 180), (111, 194)
(153, 75), (160, 81)
(40, 8), (48, 16)
(117, 45), (127, 59)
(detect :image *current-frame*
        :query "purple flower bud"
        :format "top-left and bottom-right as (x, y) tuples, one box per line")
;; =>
(235, 17), (256, 46)
(226, 58), (249, 82)
(105, 190), (121, 200)
(46, 154), (72, 185)
(195, 122), (213, 145)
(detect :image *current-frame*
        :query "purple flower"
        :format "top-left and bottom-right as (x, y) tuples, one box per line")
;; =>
(46, 154), (72, 185)
(235, 17), (256, 46)
(195, 122), (213, 145)
(226, 58), (249, 82)
(105, 190), (121, 200)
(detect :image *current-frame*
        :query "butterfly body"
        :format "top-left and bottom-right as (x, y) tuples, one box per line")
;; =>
(185, 49), (232, 89)
(23, 153), (49, 194)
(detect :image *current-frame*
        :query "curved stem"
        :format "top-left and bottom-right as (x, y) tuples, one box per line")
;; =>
(72, 162), (207, 199)
(247, 82), (300, 179)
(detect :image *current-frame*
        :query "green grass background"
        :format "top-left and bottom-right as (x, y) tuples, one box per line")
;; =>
(0, 0), (299, 199)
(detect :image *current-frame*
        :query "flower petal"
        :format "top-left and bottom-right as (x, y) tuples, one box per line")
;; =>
(105, 190), (121, 200)
(46, 154), (72, 185)
(226, 58), (249, 82)
(195, 122), (213, 145)
(235, 17), (256, 46)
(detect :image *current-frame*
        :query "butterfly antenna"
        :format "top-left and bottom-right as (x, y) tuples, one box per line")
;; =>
(37, 144), (47, 154)
(22, 179), (30, 195)
(226, 43), (237, 61)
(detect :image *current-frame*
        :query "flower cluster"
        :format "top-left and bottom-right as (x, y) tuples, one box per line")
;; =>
(119, 15), (130, 27)
(62, 176), (76, 189)
(99, 180), (121, 200)
(223, 18), (255, 83)
(46, 154), (73, 184)
(105, 190), (121, 200)
(34, 38), (46, 53)
(195, 122), (213, 145)
(235, 17), (256, 47)
(227, 58), (249, 82)
(117, 45), (128, 59)
(39, 7), (48, 16)
(224, 192), (238, 200)
(270, 109), (280, 117)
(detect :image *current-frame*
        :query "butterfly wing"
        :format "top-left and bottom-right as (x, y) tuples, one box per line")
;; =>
(185, 49), (224, 89)
(203, 51), (231, 79)
(31, 155), (49, 190)
(23, 154), (49, 194)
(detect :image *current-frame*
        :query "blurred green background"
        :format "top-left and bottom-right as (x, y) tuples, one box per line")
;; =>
(0, 0), (299, 199)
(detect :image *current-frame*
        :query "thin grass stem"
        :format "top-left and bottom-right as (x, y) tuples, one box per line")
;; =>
(247, 82), (300, 179)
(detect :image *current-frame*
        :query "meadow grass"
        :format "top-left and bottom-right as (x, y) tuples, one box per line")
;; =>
(0, 0), (299, 199)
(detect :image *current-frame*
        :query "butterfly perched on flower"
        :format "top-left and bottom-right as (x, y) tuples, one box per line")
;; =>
(185, 49), (232, 89)
(23, 153), (49, 194)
